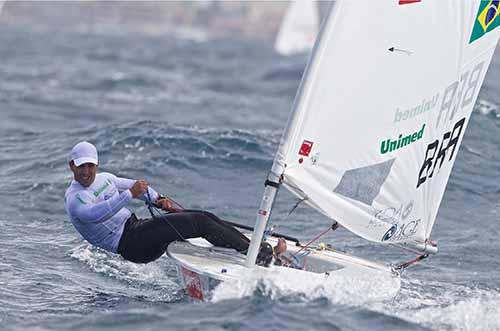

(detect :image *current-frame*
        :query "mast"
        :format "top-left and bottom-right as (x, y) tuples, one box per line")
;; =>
(245, 1), (339, 267)
(244, 164), (283, 267)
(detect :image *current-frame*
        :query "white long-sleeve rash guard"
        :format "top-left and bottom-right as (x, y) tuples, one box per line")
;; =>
(64, 172), (160, 253)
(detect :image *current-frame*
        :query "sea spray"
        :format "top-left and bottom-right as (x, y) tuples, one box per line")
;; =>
(210, 265), (400, 304)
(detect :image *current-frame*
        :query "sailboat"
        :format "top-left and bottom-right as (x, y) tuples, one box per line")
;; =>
(168, 1), (500, 300)
(274, 1), (319, 56)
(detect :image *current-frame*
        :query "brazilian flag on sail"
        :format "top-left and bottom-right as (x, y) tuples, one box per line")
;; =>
(470, 0), (500, 43)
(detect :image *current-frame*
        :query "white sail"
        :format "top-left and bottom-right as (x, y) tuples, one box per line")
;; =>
(274, 1), (319, 56)
(0, 1), (5, 15)
(273, 0), (500, 252)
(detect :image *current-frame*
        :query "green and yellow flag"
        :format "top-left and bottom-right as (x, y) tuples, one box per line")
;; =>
(470, 0), (499, 43)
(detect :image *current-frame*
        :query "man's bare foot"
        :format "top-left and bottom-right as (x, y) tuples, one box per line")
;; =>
(274, 238), (287, 255)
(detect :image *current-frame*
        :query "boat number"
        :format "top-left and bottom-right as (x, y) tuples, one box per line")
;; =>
(416, 117), (465, 188)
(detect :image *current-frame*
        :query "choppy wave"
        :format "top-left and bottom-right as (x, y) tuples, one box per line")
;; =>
(474, 98), (499, 116)
(90, 121), (279, 173)
(70, 244), (180, 302)
(383, 281), (500, 331)
(407, 290), (500, 331)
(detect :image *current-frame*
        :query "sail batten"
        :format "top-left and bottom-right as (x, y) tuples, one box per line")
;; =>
(273, 0), (499, 250)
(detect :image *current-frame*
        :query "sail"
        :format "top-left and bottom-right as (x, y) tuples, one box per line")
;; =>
(275, 0), (500, 251)
(0, 1), (4, 15)
(274, 1), (319, 56)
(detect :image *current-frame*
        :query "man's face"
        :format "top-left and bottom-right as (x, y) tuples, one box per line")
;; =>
(70, 161), (97, 187)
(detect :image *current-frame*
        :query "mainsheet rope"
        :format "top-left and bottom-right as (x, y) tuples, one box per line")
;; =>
(145, 189), (187, 241)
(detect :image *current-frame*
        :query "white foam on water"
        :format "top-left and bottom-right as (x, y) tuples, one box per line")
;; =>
(210, 265), (400, 304)
(368, 279), (500, 331)
(70, 244), (179, 301)
(396, 287), (500, 331)
(474, 99), (499, 115)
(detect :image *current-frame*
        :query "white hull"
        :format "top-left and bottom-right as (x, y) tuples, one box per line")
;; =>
(167, 235), (395, 301)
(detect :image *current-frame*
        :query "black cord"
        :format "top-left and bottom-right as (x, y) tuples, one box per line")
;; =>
(145, 189), (186, 240)
(287, 197), (308, 217)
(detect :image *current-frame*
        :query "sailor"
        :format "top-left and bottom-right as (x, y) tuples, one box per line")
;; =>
(64, 141), (285, 265)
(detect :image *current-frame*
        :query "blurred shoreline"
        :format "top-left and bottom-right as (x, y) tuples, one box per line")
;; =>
(0, 1), (295, 41)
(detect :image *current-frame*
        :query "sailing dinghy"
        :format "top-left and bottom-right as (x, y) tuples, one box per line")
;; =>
(274, 0), (319, 56)
(168, 0), (500, 301)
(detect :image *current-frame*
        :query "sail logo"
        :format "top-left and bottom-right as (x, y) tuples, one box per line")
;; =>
(299, 140), (314, 157)
(399, 0), (421, 5)
(382, 224), (397, 241)
(375, 201), (413, 224)
(393, 94), (439, 123)
(416, 117), (465, 188)
(470, 0), (499, 43)
(380, 124), (425, 154)
(382, 219), (421, 242)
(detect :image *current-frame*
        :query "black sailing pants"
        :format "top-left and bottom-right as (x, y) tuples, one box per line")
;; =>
(117, 211), (250, 263)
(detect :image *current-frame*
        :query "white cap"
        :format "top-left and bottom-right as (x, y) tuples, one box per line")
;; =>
(70, 141), (98, 166)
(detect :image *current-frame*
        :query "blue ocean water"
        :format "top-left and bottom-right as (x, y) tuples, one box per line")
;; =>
(1, 8), (500, 331)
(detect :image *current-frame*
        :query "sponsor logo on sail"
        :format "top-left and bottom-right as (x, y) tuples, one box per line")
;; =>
(470, 0), (499, 43)
(376, 201), (421, 242)
(375, 201), (413, 223)
(382, 224), (397, 241)
(299, 140), (314, 157)
(399, 0), (421, 5)
(382, 219), (421, 242)
(367, 200), (414, 229)
(380, 124), (425, 154)
(393, 94), (439, 123)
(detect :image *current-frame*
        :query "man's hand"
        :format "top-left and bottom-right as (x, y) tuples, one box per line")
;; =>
(155, 197), (181, 212)
(130, 179), (148, 198)
(274, 238), (287, 256)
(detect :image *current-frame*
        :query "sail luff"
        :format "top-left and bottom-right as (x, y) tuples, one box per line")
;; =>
(274, 1), (341, 169)
(245, 2), (341, 266)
